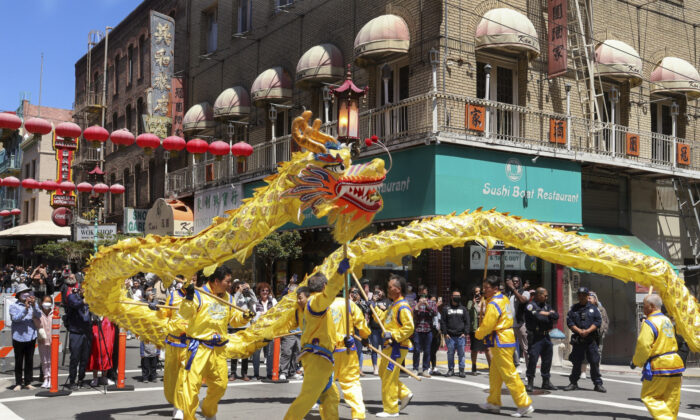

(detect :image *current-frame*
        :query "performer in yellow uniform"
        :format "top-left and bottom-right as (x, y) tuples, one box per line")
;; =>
(176, 267), (253, 420)
(284, 258), (350, 420)
(150, 275), (189, 420)
(330, 293), (371, 420)
(631, 294), (685, 420)
(376, 274), (414, 418)
(475, 275), (534, 418)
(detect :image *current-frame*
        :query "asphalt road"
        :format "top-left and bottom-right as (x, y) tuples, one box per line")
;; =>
(0, 341), (699, 419)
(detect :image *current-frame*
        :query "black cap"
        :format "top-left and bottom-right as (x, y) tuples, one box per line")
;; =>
(577, 286), (589, 295)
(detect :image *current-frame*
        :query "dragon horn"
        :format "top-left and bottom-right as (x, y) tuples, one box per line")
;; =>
(307, 118), (338, 146)
(292, 111), (327, 154)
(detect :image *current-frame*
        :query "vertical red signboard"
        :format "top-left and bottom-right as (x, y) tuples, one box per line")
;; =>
(548, 0), (568, 78)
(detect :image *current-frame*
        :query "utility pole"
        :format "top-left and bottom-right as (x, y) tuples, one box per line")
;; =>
(98, 27), (112, 225)
(38, 53), (43, 117)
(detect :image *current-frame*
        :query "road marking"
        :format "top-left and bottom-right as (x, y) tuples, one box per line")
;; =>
(541, 394), (700, 420)
(550, 370), (700, 394)
(0, 402), (22, 420)
(429, 376), (488, 389)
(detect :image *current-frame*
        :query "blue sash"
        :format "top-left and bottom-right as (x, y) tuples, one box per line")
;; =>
(184, 334), (229, 370)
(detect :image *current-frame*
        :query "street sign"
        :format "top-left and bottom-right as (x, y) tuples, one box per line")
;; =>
(74, 223), (117, 241)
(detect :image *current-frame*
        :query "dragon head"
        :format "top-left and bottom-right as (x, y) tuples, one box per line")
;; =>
(283, 111), (386, 243)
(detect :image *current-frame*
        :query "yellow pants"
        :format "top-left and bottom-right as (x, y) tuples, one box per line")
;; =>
(174, 345), (228, 420)
(641, 375), (682, 420)
(378, 346), (411, 414)
(487, 347), (532, 408)
(334, 349), (366, 419)
(163, 344), (185, 407)
(284, 354), (339, 420)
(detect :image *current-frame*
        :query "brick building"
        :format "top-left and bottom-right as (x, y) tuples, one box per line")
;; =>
(72, 0), (188, 227)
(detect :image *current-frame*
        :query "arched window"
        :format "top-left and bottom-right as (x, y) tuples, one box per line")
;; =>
(126, 104), (133, 133)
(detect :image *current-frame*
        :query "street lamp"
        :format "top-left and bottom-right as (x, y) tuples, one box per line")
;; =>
(331, 65), (367, 144)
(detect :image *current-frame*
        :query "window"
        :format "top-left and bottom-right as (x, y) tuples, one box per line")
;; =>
(30, 198), (35, 222)
(23, 201), (28, 224)
(476, 57), (519, 140)
(127, 45), (134, 86)
(274, 109), (290, 137)
(110, 174), (117, 214)
(139, 35), (146, 80)
(137, 98), (144, 134)
(126, 104), (133, 133)
(123, 168), (131, 208)
(24, 163), (29, 179)
(202, 7), (218, 54)
(31, 160), (36, 179)
(134, 164), (141, 207)
(651, 101), (674, 164)
(375, 60), (410, 139)
(114, 55), (120, 94)
(236, 0), (252, 34)
(149, 159), (157, 203)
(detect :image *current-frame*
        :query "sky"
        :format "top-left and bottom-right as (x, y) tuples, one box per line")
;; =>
(0, 0), (143, 113)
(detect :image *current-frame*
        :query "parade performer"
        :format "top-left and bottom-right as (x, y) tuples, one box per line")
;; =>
(150, 274), (189, 419)
(475, 275), (534, 418)
(329, 291), (371, 420)
(375, 274), (414, 418)
(631, 294), (685, 420)
(176, 266), (254, 420)
(284, 259), (350, 420)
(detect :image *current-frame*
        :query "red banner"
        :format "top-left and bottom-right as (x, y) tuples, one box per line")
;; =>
(50, 131), (77, 208)
(171, 77), (185, 137)
(548, 0), (568, 78)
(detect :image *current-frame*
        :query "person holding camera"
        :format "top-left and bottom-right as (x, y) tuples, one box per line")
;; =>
(9, 284), (41, 390)
(65, 281), (92, 389)
(467, 286), (491, 374)
(231, 280), (257, 381)
(564, 287), (606, 393)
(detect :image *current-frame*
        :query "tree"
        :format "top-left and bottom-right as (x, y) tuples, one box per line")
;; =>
(34, 234), (142, 268)
(254, 231), (302, 285)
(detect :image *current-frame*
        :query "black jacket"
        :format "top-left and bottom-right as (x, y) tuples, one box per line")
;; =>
(440, 302), (470, 336)
(65, 291), (92, 334)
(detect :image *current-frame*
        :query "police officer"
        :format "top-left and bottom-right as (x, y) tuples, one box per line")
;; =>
(565, 287), (606, 392)
(524, 287), (558, 392)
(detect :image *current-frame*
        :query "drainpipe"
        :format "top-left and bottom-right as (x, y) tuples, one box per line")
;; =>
(565, 83), (571, 151)
(269, 105), (277, 167)
(671, 101), (679, 168)
(430, 48), (439, 137)
(484, 64), (491, 139)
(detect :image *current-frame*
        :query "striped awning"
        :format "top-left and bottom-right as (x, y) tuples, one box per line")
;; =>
(475, 8), (540, 59)
(650, 57), (700, 99)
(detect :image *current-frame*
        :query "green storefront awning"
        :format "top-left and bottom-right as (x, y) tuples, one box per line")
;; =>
(572, 227), (678, 274)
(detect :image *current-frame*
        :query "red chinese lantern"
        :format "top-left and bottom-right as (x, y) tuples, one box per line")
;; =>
(0, 210), (10, 217)
(110, 184), (125, 194)
(163, 136), (186, 156)
(77, 182), (93, 193)
(55, 122), (82, 139)
(41, 180), (60, 193)
(93, 183), (110, 194)
(231, 141), (254, 163)
(24, 117), (52, 135)
(21, 178), (40, 191)
(10, 208), (20, 216)
(83, 125), (110, 148)
(0, 113), (21, 130)
(59, 181), (76, 193)
(110, 129), (135, 147)
(186, 138), (209, 161)
(2, 176), (20, 188)
(208, 140), (230, 160)
(136, 133), (161, 155)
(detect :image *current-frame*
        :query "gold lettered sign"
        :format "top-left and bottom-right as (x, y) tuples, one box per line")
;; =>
(677, 143), (691, 166)
(142, 115), (172, 139)
(466, 104), (485, 132)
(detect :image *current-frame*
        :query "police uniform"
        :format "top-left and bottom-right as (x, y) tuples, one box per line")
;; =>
(284, 284), (341, 420)
(475, 293), (532, 410)
(566, 292), (603, 388)
(524, 299), (558, 389)
(632, 310), (685, 419)
(175, 285), (249, 420)
(330, 297), (371, 419)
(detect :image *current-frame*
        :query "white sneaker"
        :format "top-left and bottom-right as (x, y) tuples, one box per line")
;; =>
(41, 379), (49, 388)
(376, 413), (399, 418)
(292, 373), (303, 380)
(399, 393), (413, 411)
(511, 405), (535, 417)
(90, 378), (99, 387)
(311, 403), (319, 410)
(581, 372), (587, 379)
(172, 408), (184, 419)
(479, 402), (501, 413)
(373, 367), (378, 375)
(106, 378), (115, 386)
(279, 373), (287, 381)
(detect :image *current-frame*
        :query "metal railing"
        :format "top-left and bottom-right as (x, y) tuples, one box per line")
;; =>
(73, 146), (101, 166)
(0, 154), (21, 175)
(166, 92), (700, 196)
(73, 90), (103, 112)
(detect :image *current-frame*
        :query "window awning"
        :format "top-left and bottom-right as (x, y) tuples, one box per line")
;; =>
(183, 102), (216, 134)
(475, 8), (540, 59)
(296, 43), (345, 88)
(213, 86), (251, 119)
(0, 221), (70, 238)
(595, 40), (643, 87)
(650, 57), (700, 99)
(251, 67), (293, 106)
(572, 227), (678, 274)
(353, 14), (410, 65)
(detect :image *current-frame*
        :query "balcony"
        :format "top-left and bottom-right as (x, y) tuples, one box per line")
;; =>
(73, 146), (101, 168)
(166, 92), (700, 197)
(0, 154), (21, 176)
(73, 90), (104, 117)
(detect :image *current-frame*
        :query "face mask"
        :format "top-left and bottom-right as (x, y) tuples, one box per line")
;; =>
(452, 296), (461, 303)
(42, 303), (52, 310)
(19, 293), (29, 301)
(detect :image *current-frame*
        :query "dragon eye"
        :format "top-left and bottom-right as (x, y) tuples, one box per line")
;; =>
(327, 163), (345, 173)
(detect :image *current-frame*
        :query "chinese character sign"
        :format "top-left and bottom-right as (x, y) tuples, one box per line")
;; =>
(50, 131), (77, 208)
(549, 118), (566, 144)
(678, 143), (691, 166)
(626, 132), (640, 157)
(171, 77), (185, 137)
(466, 104), (486, 132)
(548, 0), (567, 78)
(149, 11), (175, 121)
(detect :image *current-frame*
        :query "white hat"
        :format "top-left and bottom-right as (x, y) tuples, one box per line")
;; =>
(15, 284), (31, 295)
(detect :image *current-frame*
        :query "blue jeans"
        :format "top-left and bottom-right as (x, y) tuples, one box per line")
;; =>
(369, 328), (383, 366)
(446, 335), (466, 371)
(356, 339), (363, 369)
(253, 341), (274, 378)
(412, 331), (432, 372)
